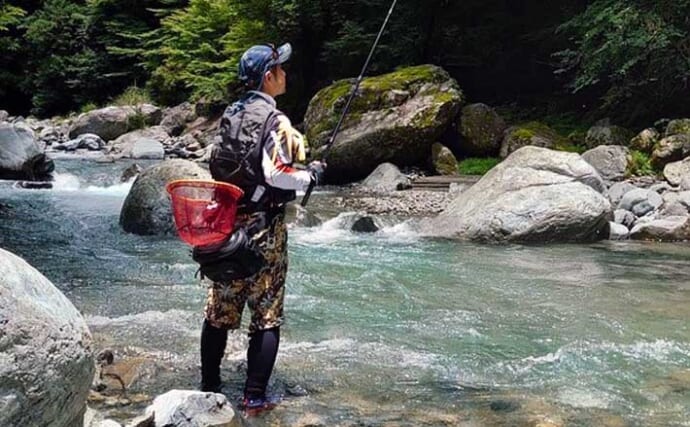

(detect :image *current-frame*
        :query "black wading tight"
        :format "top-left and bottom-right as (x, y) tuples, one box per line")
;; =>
(200, 319), (227, 392)
(244, 327), (280, 400)
(200, 320), (280, 399)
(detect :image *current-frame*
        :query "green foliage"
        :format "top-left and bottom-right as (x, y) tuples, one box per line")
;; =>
(112, 85), (151, 106)
(80, 102), (98, 113)
(555, 1), (690, 122)
(144, 0), (269, 104)
(627, 149), (655, 177)
(457, 157), (500, 175)
(0, 3), (24, 32)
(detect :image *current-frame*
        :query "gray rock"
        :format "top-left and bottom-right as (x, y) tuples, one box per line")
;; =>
(305, 65), (464, 183)
(630, 215), (690, 241)
(0, 109), (8, 122)
(663, 158), (690, 186)
(581, 145), (629, 181)
(618, 189), (663, 217)
(361, 163), (411, 192)
(69, 105), (162, 141)
(84, 407), (123, 427)
(0, 248), (94, 427)
(59, 133), (105, 152)
(649, 182), (673, 194)
(145, 390), (239, 427)
(682, 176), (690, 191)
(125, 412), (154, 427)
(606, 182), (640, 206)
(660, 201), (689, 217)
(608, 222), (629, 240)
(108, 126), (171, 159)
(651, 134), (690, 169)
(665, 118), (690, 137)
(161, 102), (198, 136)
(423, 146), (611, 242)
(131, 139), (165, 160)
(0, 122), (54, 180)
(352, 216), (379, 233)
(629, 128), (659, 154)
(613, 209), (636, 228)
(459, 103), (507, 156)
(39, 126), (64, 146)
(120, 160), (211, 235)
(585, 124), (633, 149)
(121, 164), (143, 183)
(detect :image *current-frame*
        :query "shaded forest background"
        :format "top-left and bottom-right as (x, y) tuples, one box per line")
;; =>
(1, 0), (689, 128)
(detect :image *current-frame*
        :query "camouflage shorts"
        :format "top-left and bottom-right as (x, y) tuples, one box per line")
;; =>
(204, 212), (288, 333)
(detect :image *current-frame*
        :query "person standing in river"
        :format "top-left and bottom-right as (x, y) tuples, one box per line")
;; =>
(200, 42), (326, 415)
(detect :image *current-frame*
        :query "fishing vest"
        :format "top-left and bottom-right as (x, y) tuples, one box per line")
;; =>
(210, 93), (295, 211)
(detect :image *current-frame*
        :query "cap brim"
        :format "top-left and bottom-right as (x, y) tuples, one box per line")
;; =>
(275, 43), (292, 65)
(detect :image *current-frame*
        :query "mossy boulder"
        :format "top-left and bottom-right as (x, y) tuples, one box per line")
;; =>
(304, 64), (464, 183)
(665, 118), (690, 137)
(629, 128), (660, 154)
(584, 123), (634, 149)
(499, 121), (562, 159)
(458, 103), (507, 156)
(651, 134), (690, 170)
(430, 143), (458, 175)
(68, 104), (162, 142)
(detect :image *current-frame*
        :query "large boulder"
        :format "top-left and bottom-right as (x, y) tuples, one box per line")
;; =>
(581, 145), (629, 182)
(0, 248), (94, 427)
(663, 158), (690, 186)
(304, 65), (464, 183)
(108, 126), (170, 159)
(68, 105), (162, 141)
(120, 160), (210, 235)
(651, 134), (690, 169)
(499, 122), (560, 159)
(422, 146), (611, 242)
(584, 122), (634, 149)
(145, 390), (239, 427)
(458, 103), (507, 156)
(160, 102), (198, 136)
(0, 122), (54, 180)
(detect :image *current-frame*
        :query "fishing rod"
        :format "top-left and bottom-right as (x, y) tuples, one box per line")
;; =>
(301, 0), (398, 207)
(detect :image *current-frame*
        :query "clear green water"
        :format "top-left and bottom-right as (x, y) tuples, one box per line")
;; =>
(1, 159), (689, 426)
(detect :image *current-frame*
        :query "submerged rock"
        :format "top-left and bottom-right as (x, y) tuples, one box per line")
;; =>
(119, 159), (210, 235)
(304, 64), (464, 183)
(352, 216), (379, 233)
(423, 146), (611, 242)
(0, 247), (94, 427)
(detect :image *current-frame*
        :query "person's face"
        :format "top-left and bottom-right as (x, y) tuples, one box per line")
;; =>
(263, 64), (286, 97)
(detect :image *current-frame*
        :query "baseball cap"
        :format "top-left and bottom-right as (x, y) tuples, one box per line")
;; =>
(238, 43), (292, 89)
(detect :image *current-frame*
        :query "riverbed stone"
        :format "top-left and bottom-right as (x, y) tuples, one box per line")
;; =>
(361, 162), (411, 192)
(0, 248), (94, 427)
(160, 102), (198, 136)
(651, 134), (690, 169)
(629, 128), (659, 154)
(613, 209), (636, 228)
(352, 216), (379, 233)
(304, 64), (464, 183)
(108, 126), (170, 159)
(499, 121), (560, 159)
(581, 145), (629, 181)
(665, 118), (690, 137)
(430, 143), (458, 175)
(145, 390), (239, 427)
(119, 159), (210, 235)
(608, 222), (629, 240)
(618, 188), (663, 217)
(606, 181), (639, 206)
(663, 158), (690, 186)
(423, 146), (611, 242)
(585, 122), (633, 149)
(630, 215), (690, 241)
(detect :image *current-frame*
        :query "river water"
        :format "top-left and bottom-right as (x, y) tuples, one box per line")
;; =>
(1, 159), (689, 426)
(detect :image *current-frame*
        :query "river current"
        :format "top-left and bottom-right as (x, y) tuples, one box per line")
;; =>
(1, 159), (689, 426)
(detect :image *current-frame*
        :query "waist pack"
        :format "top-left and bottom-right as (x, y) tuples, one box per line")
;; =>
(192, 214), (268, 282)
